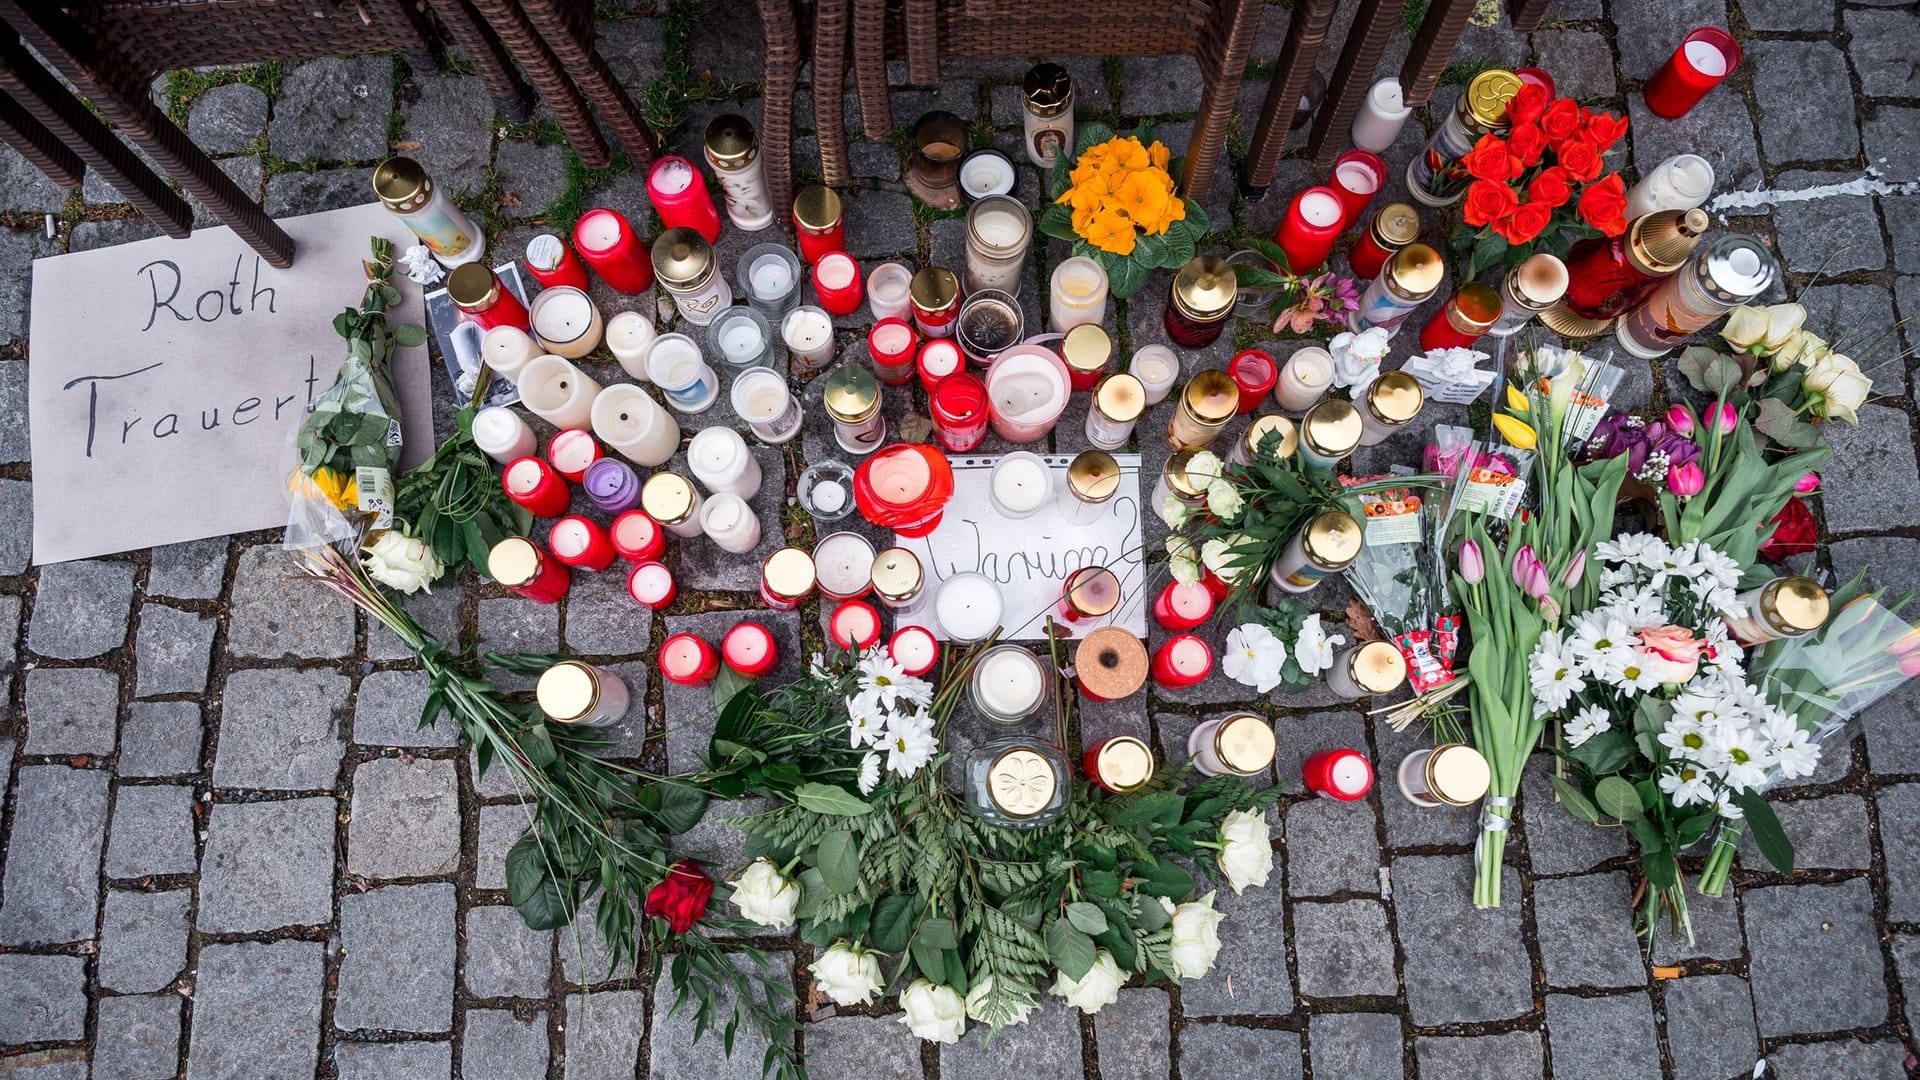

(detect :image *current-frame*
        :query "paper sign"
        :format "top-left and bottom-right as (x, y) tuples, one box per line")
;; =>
(896, 453), (1148, 641)
(28, 202), (434, 564)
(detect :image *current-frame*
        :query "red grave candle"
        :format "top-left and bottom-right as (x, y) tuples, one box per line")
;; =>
(524, 233), (590, 292)
(813, 252), (866, 317)
(626, 560), (677, 610)
(1328, 150), (1386, 228)
(1151, 634), (1214, 689)
(1152, 580), (1216, 632)
(548, 515), (616, 572)
(1645, 28), (1740, 120)
(1516, 67), (1556, 97)
(573, 208), (654, 294)
(610, 510), (667, 563)
(660, 632), (720, 687)
(929, 370), (991, 453)
(793, 186), (847, 264)
(1200, 569), (1234, 603)
(1228, 350), (1278, 415)
(1302, 748), (1374, 801)
(867, 318), (918, 384)
(917, 337), (963, 393)
(446, 263), (530, 333)
(888, 626), (940, 677)
(503, 457), (571, 518)
(1419, 282), (1504, 352)
(488, 537), (571, 604)
(853, 443), (955, 537)
(722, 622), (780, 678)
(1275, 186), (1345, 273)
(546, 428), (602, 484)
(829, 600), (884, 651)
(646, 156), (722, 242)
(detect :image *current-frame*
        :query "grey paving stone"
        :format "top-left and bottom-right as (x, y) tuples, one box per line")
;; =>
(120, 701), (203, 777)
(559, 892), (637, 984)
(1415, 1030), (1542, 1080)
(334, 1041), (453, 1079)
(662, 609), (803, 771)
(148, 536), (229, 599)
(1878, 783), (1920, 920)
(479, 598), (559, 691)
(850, 138), (902, 181)
(471, 745), (533, 800)
(1847, 9), (1920, 98)
(93, 993), (183, 1080)
(0, 595), (17, 674)
(476, 802), (532, 891)
(1178, 1024), (1303, 1080)
(28, 558), (136, 659)
(1392, 855), (1530, 1025)
(354, 668), (458, 747)
(1664, 975), (1761, 1080)
(262, 166), (380, 217)
(1284, 796), (1381, 897)
(1177, 868), (1292, 1016)
(0, 765), (109, 945)
(269, 57), (395, 161)
(941, 998), (1082, 1077)
(214, 668), (349, 790)
(1745, 879), (1887, 1036)
(187, 83), (269, 155)
(135, 603), (216, 695)
(0, 477), (29, 574)
(1527, 29), (1615, 101)
(561, 565), (651, 656)
(669, 446), (786, 591)
(465, 905), (553, 999)
(673, 796), (770, 885)
(1864, 105), (1920, 179)
(189, 158), (266, 230)
(599, 17), (667, 88)
(1749, 42), (1859, 164)
(336, 884), (458, 1033)
(685, 0), (759, 83)
(106, 783), (199, 878)
(1531, 872), (1646, 989)
(1610, 0), (1728, 80)
(0, 144), (71, 213)
(496, 139), (571, 217)
(1093, 988), (1171, 1080)
(1794, 282), (1897, 360)
(570, 989), (648, 1080)
(1820, 404), (1919, 533)
(1521, 756), (1628, 875)
(1891, 932), (1920, 1048)
(1739, 0), (1829, 30)
(0, 954), (86, 1042)
(1118, 55), (1203, 117)
(1737, 793), (1871, 870)
(1649, 883), (1745, 965)
(368, 584), (466, 663)
(1628, 91), (1764, 215)
(1308, 1012), (1403, 1078)
(227, 544), (356, 658)
(99, 888), (191, 993)
(197, 797), (337, 933)
(348, 757), (460, 879)
(1544, 992), (1661, 1080)
(187, 939), (324, 1080)
(803, 1014), (920, 1078)
(461, 1009), (549, 1079)
(1771, 170), (1886, 274)
(0, 1058), (88, 1079)
(842, 189), (918, 258)
(0, 232), (56, 345)
(23, 666), (119, 755)
(1764, 1039), (1909, 1079)
(0, 358), (23, 455)
(401, 73), (494, 196)
(1270, 708), (1366, 789)
(1294, 899), (1397, 997)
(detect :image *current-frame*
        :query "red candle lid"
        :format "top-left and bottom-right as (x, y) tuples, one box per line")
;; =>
(660, 632), (712, 679)
(722, 622), (778, 670)
(627, 561), (674, 606)
(830, 600), (883, 650)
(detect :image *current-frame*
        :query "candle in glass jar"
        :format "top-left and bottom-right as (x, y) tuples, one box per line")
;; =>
(1351, 78), (1413, 153)
(918, 338), (963, 393)
(530, 286), (604, 359)
(889, 625), (940, 677)
(1329, 150), (1386, 227)
(1151, 633), (1214, 689)
(1085, 373), (1145, 451)
(1058, 565), (1121, 623)
(652, 229), (732, 327)
(829, 600), (884, 651)
(548, 514), (615, 571)
(660, 633), (721, 687)
(1270, 509), (1364, 592)
(1624, 154), (1715, 221)
(627, 559), (677, 609)
(1397, 743), (1491, 807)
(867, 262), (913, 322)
(1062, 323), (1113, 392)
(1303, 748), (1374, 801)
(488, 536), (570, 604)
(687, 426), (762, 499)
(573, 207), (653, 294)
(1419, 282), (1504, 352)
(813, 252), (865, 316)
(472, 406), (537, 464)
(447, 263), (530, 332)
(1273, 346), (1333, 412)
(646, 333), (720, 414)
(956, 290), (1024, 367)
(1298, 399), (1365, 471)
(1275, 186), (1345, 272)
(1058, 449), (1121, 525)
(642, 472), (706, 539)
(760, 547), (818, 609)
(722, 622), (780, 678)
(985, 345), (1070, 443)
(503, 456), (571, 517)
(524, 233), (590, 291)
(934, 571), (1003, 643)
(910, 267), (962, 338)
(823, 365), (886, 455)
(1645, 28), (1740, 119)
(738, 243), (803, 321)
(780, 305), (837, 369)
(536, 660), (630, 726)
(989, 452), (1053, 519)
(867, 318), (919, 385)
(1082, 732), (1154, 791)
(1350, 243), (1446, 335)
(547, 428), (601, 483)
(699, 492), (762, 553)
(1189, 713), (1276, 777)
(1228, 350), (1277, 414)
(482, 325), (542, 383)
(611, 510), (666, 563)
(963, 194), (1032, 295)
(1163, 256), (1237, 347)
(1049, 256), (1110, 334)
(800, 462), (855, 522)
(707, 305), (774, 371)
(647, 156), (722, 242)
(970, 644), (1049, 722)
(855, 442), (961, 533)
(731, 368), (805, 444)
(1129, 345), (1179, 405)
(1348, 202), (1422, 282)
(590, 384), (680, 467)
(605, 311), (657, 380)
(930, 370), (991, 452)
(1166, 370), (1240, 449)
(793, 186), (846, 263)
(859, 444), (934, 518)
(517, 355), (602, 431)
(1152, 579), (1215, 632)
(814, 531), (876, 601)
(959, 148), (1018, 201)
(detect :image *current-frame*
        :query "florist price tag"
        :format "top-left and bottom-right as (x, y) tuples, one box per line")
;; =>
(897, 453), (1147, 641)
(27, 203), (433, 563)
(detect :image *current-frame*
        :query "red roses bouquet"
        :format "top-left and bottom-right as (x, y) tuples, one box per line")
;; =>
(1453, 82), (1630, 279)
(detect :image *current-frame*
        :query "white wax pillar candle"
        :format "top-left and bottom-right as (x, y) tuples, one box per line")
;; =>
(605, 311), (658, 381)
(985, 350), (1069, 443)
(988, 451), (1054, 518)
(483, 326), (542, 382)
(867, 262), (914, 322)
(934, 571), (1004, 644)
(730, 369), (804, 444)
(528, 286), (605, 359)
(1273, 347), (1334, 412)
(699, 492), (762, 553)
(471, 406), (537, 464)
(975, 647), (1044, 718)
(687, 426), (763, 498)
(646, 333), (720, 413)
(813, 531), (876, 599)
(1624, 153), (1716, 219)
(590, 383), (681, 467)
(1049, 256), (1110, 333)
(1351, 78), (1413, 153)
(517, 355), (602, 431)
(1129, 345), (1179, 405)
(781, 305), (837, 369)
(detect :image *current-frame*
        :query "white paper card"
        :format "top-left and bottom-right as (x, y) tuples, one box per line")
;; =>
(1399, 351), (1495, 405)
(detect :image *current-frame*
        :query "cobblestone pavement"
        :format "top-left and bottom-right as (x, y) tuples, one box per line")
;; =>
(1, 0), (1918, 1077)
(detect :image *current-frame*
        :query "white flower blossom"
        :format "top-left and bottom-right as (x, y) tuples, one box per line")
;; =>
(810, 942), (884, 1005)
(1206, 478), (1245, 521)
(881, 711), (938, 777)
(1292, 614), (1342, 677)
(362, 530), (444, 594)
(1222, 623), (1289, 694)
(1215, 808), (1273, 894)
(857, 751), (882, 795)
(897, 980), (967, 1043)
(1168, 892), (1225, 978)
(1565, 704), (1612, 748)
(728, 858), (801, 929)
(1050, 950), (1125, 1013)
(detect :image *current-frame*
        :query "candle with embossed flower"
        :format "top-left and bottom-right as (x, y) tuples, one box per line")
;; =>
(647, 156), (722, 242)
(546, 428), (601, 483)
(1303, 748), (1373, 801)
(1275, 186), (1344, 273)
(813, 252), (865, 317)
(889, 626), (940, 677)
(1152, 580), (1215, 632)
(610, 509), (666, 563)
(722, 622), (780, 679)
(573, 207), (653, 294)
(503, 457), (571, 517)
(830, 600), (884, 651)
(626, 560), (676, 610)
(548, 515), (616, 571)
(1151, 634), (1214, 690)
(659, 632), (720, 687)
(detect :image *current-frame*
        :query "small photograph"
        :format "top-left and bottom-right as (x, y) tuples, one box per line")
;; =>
(424, 262), (528, 408)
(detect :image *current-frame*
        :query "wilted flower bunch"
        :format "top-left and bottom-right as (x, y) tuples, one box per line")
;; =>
(1720, 302), (1871, 424)
(839, 648), (938, 794)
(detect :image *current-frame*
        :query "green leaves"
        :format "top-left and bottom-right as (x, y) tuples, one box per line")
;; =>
(1037, 203), (1077, 242)
(712, 666), (754, 711)
(868, 894), (921, 952)
(1595, 776), (1644, 822)
(640, 781), (708, 836)
(1108, 791), (1184, 828)
(1550, 774), (1603, 824)
(814, 830), (862, 894)
(793, 783), (873, 816)
(1065, 902), (1109, 935)
(392, 322), (428, 348)
(505, 833), (572, 930)
(1133, 858), (1197, 900)
(1567, 729), (1636, 776)
(1045, 915), (1097, 980)
(1736, 791), (1796, 872)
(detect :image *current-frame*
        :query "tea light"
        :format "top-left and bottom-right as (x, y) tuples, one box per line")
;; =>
(472, 406), (537, 464)
(1328, 150), (1387, 228)
(829, 600), (884, 651)
(722, 622), (780, 678)
(888, 625), (940, 677)
(660, 632), (721, 687)
(589, 384), (680, 467)
(548, 514), (615, 571)
(1276, 186), (1345, 273)
(1303, 748), (1374, 801)
(605, 311), (657, 381)
(917, 338), (963, 394)
(1646, 27), (1740, 119)
(1273, 347), (1333, 413)
(798, 461), (856, 522)
(814, 530), (877, 601)
(518, 355), (602, 431)
(1228, 350), (1277, 415)
(529, 285), (604, 359)
(687, 427), (762, 498)
(780, 305), (837, 369)
(1351, 78), (1412, 154)
(573, 207), (653, 294)
(646, 333), (720, 414)
(739, 243), (803, 320)
(1152, 579), (1215, 632)
(985, 344), (1070, 444)
(699, 492), (762, 553)
(503, 457), (571, 518)
(813, 251), (865, 316)
(867, 262), (914, 322)
(547, 428), (602, 483)
(706, 305), (773, 370)
(611, 509), (666, 562)
(868, 318), (919, 385)
(731, 368), (804, 444)
(959, 148), (1017, 201)
(1049, 256), (1110, 334)
(1151, 633), (1214, 690)
(971, 644), (1048, 722)
(626, 559), (677, 609)
(934, 571), (1003, 644)
(482, 325), (542, 382)
(1129, 345), (1179, 405)
(988, 451), (1054, 519)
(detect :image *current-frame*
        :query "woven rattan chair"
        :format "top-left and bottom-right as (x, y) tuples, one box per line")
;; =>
(757, 0), (809, 219)
(461, 0), (659, 169)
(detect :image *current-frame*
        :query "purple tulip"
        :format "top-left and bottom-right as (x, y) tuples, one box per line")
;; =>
(1668, 461), (1705, 497)
(1511, 544), (1538, 589)
(1665, 404), (1696, 436)
(1561, 549), (1587, 589)
(1459, 540), (1485, 584)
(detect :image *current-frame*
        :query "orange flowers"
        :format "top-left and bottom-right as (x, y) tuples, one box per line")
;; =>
(1056, 135), (1184, 254)
(1450, 84), (1631, 261)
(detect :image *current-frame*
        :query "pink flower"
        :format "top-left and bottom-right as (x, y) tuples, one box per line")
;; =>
(1511, 544), (1539, 589)
(1664, 404), (1695, 436)
(1705, 402), (1738, 435)
(1795, 471), (1822, 494)
(1561, 549), (1587, 589)
(1637, 624), (1705, 684)
(1524, 563), (1551, 601)
(1668, 462), (1705, 497)
(1458, 540), (1485, 584)
(1900, 652), (1920, 678)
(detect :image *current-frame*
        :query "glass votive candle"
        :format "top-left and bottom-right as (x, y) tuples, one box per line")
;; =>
(1328, 149), (1387, 228)
(1164, 255), (1236, 348)
(706, 304), (774, 370)
(867, 261), (913, 322)
(1166, 369), (1240, 450)
(988, 451), (1054, 519)
(1049, 256), (1109, 334)
(780, 304), (837, 370)
(647, 155), (722, 242)
(935, 571), (1004, 644)
(814, 530), (877, 601)
(528, 285), (604, 359)
(1645, 27), (1740, 119)
(910, 267), (961, 338)
(1419, 282), (1504, 352)
(868, 318), (920, 385)
(1273, 346), (1333, 413)
(645, 333), (720, 414)
(917, 337), (964, 394)
(798, 461), (857, 522)
(535, 660), (630, 726)
(738, 242), (803, 321)
(1058, 565), (1121, 624)
(853, 443), (955, 537)
(611, 509), (666, 563)
(447, 262), (530, 332)
(731, 368), (804, 444)
(573, 207), (653, 294)
(583, 457), (642, 514)
(1275, 185), (1345, 274)
(1190, 713), (1276, 777)
(957, 289), (1024, 366)
(959, 148), (1017, 202)
(969, 643), (1051, 723)
(1129, 345), (1179, 405)
(963, 194), (1032, 295)
(1228, 350), (1277, 415)
(723, 622), (781, 678)
(813, 251), (865, 316)
(930, 370), (991, 453)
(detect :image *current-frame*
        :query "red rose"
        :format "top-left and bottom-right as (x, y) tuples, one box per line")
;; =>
(1493, 201), (1554, 246)
(1463, 133), (1520, 182)
(1557, 138), (1604, 181)
(1507, 123), (1548, 167)
(1581, 110), (1629, 152)
(1463, 179), (1521, 227)
(1539, 98), (1582, 144)
(1508, 83), (1550, 126)
(1760, 496), (1819, 561)
(1527, 166), (1573, 208)
(1577, 173), (1629, 236)
(645, 860), (714, 934)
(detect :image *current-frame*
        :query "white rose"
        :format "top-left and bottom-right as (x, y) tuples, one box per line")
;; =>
(1184, 451), (1224, 487)
(1168, 891), (1225, 979)
(1722, 302), (1805, 355)
(897, 979), (967, 1044)
(1769, 328), (1828, 372)
(1205, 479), (1244, 521)
(1216, 809), (1273, 894)
(963, 974), (1035, 1026)
(1803, 352), (1872, 424)
(1158, 492), (1192, 529)
(1200, 534), (1259, 587)
(809, 941), (883, 1006)
(361, 530), (444, 594)
(1166, 536), (1203, 586)
(1049, 950), (1123, 1014)
(727, 858), (800, 929)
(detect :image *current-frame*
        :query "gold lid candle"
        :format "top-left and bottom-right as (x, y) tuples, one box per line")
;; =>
(1297, 399), (1364, 470)
(966, 741), (1069, 827)
(871, 546), (927, 613)
(536, 660), (631, 726)
(1325, 640), (1409, 700)
(1350, 243), (1445, 336)
(1723, 576), (1830, 646)
(1166, 369), (1240, 449)
(793, 185), (846, 263)
(1163, 255), (1237, 348)
(703, 113), (774, 231)
(1021, 63), (1075, 168)
(1270, 510), (1363, 593)
(1083, 733), (1154, 792)
(823, 365), (887, 455)
(1355, 371), (1425, 447)
(1058, 449), (1122, 525)
(1231, 414), (1297, 465)
(651, 228), (732, 327)
(1397, 743), (1491, 807)
(1405, 68), (1522, 207)
(641, 472), (705, 539)
(1150, 448), (1214, 520)
(1188, 713), (1277, 777)
(1616, 234), (1778, 360)
(1063, 323), (1114, 392)
(910, 266), (963, 338)
(1085, 373), (1146, 451)
(1347, 201), (1422, 281)
(760, 546), (818, 610)
(373, 156), (485, 266)
(1486, 253), (1570, 338)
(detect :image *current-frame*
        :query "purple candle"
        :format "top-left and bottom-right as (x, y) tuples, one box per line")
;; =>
(583, 458), (642, 513)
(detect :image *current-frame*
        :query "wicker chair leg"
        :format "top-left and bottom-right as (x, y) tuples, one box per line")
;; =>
(518, 0), (659, 167)
(466, 0), (613, 168)
(852, 0), (892, 138)
(431, 0), (536, 122)
(1509, 0), (1554, 34)
(1180, 0), (1259, 202)
(904, 0), (938, 84)
(0, 89), (83, 188)
(1307, 0), (1404, 172)
(1241, 0), (1336, 196)
(1400, 0), (1474, 109)
(758, 0), (802, 221)
(813, 0), (852, 187)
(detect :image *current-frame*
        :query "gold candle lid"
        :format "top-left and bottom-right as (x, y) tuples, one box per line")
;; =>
(1626, 207), (1712, 275)
(1093, 373), (1146, 424)
(1303, 510), (1364, 570)
(1064, 566), (1122, 617)
(536, 660), (601, 723)
(1023, 62), (1073, 118)
(1242, 414), (1298, 461)
(1538, 301), (1614, 338)
(1067, 450), (1122, 502)
(1063, 323), (1114, 376)
(1170, 255), (1237, 322)
(1426, 743), (1491, 805)
(1349, 640), (1408, 694)
(652, 228), (716, 288)
(1509, 253), (1569, 308)
(1368, 202), (1421, 248)
(910, 267), (961, 315)
(486, 536), (542, 587)
(823, 365), (881, 424)
(1213, 713), (1277, 775)
(1075, 628), (1148, 701)
(1164, 448), (1211, 500)
(1384, 244), (1445, 299)
(703, 113), (758, 165)
(446, 262), (500, 310)
(1760, 576), (1830, 635)
(1444, 282), (1505, 335)
(763, 547), (817, 600)
(988, 746), (1059, 817)
(1462, 69), (1523, 128)
(871, 546), (925, 602)
(794, 185), (843, 232)
(641, 473), (697, 526)
(1093, 734), (1154, 792)
(1365, 371), (1425, 425)
(1302, 399), (1364, 458)
(1180, 370), (1241, 425)
(372, 156), (429, 208)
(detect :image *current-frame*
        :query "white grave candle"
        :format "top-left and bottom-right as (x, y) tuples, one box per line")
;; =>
(974, 646), (1045, 719)
(517, 355), (602, 431)
(1273, 347), (1334, 413)
(1624, 153), (1716, 220)
(781, 305), (836, 369)
(1351, 78), (1413, 153)
(699, 492), (762, 553)
(590, 383), (680, 466)
(605, 311), (657, 380)
(687, 426), (762, 498)
(730, 368), (804, 444)
(708, 306), (772, 370)
(1048, 256), (1110, 333)
(1685, 39), (1728, 76)
(528, 285), (604, 359)
(483, 325), (542, 382)
(867, 262), (914, 322)
(750, 253), (794, 298)
(471, 406), (537, 464)
(813, 531), (876, 600)
(988, 451), (1054, 519)
(1129, 345), (1179, 405)
(934, 571), (1004, 644)
(985, 349), (1069, 443)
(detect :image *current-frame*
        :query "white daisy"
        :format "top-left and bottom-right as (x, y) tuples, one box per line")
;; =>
(858, 651), (931, 710)
(1713, 790), (1745, 820)
(1597, 533), (1670, 568)
(882, 712), (938, 777)
(1658, 765), (1715, 807)
(857, 751), (883, 794)
(1565, 704), (1612, 748)
(1762, 713), (1822, 780)
(1605, 649), (1666, 695)
(1529, 631), (1584, 714)
(846, 691), (887, 748)
(1705, 725), (1769, 792)
(1569, 613), (1631, 673)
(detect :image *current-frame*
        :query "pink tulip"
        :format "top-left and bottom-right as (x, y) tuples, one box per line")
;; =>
(1795, 471), (1821, 494)
(1706, 402), (1738, 435)
(1458, 540), (1485, 584)
(1561, 549), (1587, 589)
(1668, 462), (1705, 497)
(1900, 652), (1920, 679)
(1511, 544), (1537, 589)
(1665, 404), (1696, 437)
(1524, 563), (1552, 601)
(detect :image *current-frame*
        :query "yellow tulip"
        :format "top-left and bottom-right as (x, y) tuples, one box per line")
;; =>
(1505, 385), (1530, 413)
(1491, 413), (1537, 450)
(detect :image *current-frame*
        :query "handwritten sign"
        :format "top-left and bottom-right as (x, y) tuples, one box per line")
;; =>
(896, 454), (1147, 641)
(28, 202), (433, 564)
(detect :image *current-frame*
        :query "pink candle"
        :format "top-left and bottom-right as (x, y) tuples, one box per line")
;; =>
(647, 156), (722, 242)
(1152, 634), (1214, 689)
(548, 515), (615, 572)
(626, 560), (677, 610)
(722, 622), (780, 678)
(660, 632), (720, 686)
(547, 428), (602, 484)
(1328, 150), (1386, 228)
(829, 600), (884, 651)
(1276, 186), (1345, 273)
(889, 625), (940, 677)
(813, 252), (865, 316)
(867, 317), (918, 383)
